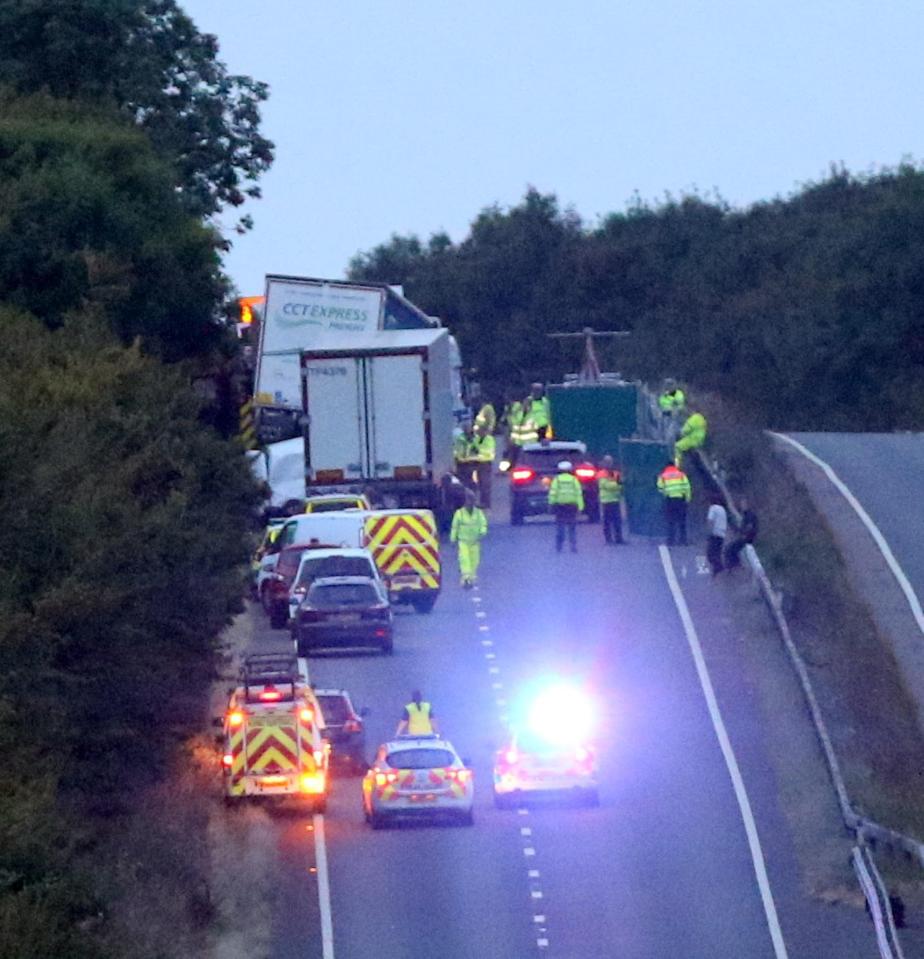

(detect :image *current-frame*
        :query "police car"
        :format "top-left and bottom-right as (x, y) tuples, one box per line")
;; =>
(361, 736), (474, 828)
(508, 440), (600, 525)
(493, 681), (599, 808)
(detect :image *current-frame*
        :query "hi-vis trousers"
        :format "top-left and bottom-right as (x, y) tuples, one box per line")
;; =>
(457, 542), (481, 583)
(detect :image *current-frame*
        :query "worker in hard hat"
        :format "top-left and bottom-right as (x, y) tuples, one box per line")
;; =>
(548, 460), (584, 553)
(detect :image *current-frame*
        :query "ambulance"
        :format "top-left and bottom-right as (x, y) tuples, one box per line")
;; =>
(221, 654), (330, 811)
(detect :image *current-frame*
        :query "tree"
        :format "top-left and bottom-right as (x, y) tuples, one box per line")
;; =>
(0, 0), (273, 229)
(0, 93), (226, 359)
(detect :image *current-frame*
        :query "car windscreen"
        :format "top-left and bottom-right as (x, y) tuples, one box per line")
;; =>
(520, 449), (583, 470)
(309, 500), (358, 513)
(297, 556), (375, 587)
(277, 548), (308, 576)
(308, 583), (378, 609)
(316, 695), (351, 724)
(385, 748), (455, 770)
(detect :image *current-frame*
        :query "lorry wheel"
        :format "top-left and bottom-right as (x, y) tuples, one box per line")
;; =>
(411, 595), (436, 614)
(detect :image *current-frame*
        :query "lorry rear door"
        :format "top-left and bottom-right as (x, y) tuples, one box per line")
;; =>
(367, 354), (426, 479)
(305, 357), (366, 481)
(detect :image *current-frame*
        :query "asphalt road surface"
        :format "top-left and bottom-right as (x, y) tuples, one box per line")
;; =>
(243, 478), (875, 959)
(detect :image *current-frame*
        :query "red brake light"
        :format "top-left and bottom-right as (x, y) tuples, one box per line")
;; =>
(374, 770), (398, 787)
(299, 707), (314, 723)
(343, 719), (362, 733)
(227, 710), (244, 727)
(222, 753), (233, 767)
(504, 749), (518, 765)
(511, 468), (534, 484)
(575, 466), (596, 480)
(259, 688), (282, 702)
(447, 768), (472, 782)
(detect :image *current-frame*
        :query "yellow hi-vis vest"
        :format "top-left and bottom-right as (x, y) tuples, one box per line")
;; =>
(598, 470), (623, 504)
(405, 701), (433, 735)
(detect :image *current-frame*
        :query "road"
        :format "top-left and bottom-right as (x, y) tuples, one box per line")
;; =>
(243, 478), (874, 959)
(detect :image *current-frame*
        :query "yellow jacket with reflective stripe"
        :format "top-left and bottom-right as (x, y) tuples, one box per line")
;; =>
(598, 470), (623, 504)
(406, 701), (433, 735)
(657, 466), (691, 501)
(548, 473), (584, 510)
(474, 403), (496, 433)
(526, 396), (551, 429)
(473, 434), (495, 462)
(451, 507), (488, 543)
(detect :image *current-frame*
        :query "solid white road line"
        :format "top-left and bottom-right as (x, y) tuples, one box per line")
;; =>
(772, 432), (924, 637)
(312, 813), (335, 959)
(660, 547), (789, 959)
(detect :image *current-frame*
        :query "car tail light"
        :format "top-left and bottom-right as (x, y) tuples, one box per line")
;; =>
(504, 749), (518, 766)
(227, 710), (244, 727)
(258, 688), (281, 702)
(511, 468), (535, 484)
(343, 719), (362, 734)
(446, 768), (472, 782)
(374, 771), (398, 787)
(300, 773), (326, 794)
(575, 465), (597, 481)
(222, 753), (233, 767)
(299, 707), (314, 723)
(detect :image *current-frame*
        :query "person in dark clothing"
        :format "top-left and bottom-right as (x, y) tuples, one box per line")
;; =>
(724, 497), (759, 569)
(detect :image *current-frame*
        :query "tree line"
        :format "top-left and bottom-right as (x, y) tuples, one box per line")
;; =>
(349, 172), (924, 431)
(0, 3), (269, 956)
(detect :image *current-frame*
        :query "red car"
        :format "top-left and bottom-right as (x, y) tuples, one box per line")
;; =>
(261, 545), (313, 629)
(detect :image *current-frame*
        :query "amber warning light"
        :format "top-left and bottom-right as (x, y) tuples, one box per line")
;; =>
(238, 295), (264, 325)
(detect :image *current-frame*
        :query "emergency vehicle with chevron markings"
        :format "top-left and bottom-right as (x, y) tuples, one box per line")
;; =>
(363, 509), (441, 613)
(220, 654), (330, 811)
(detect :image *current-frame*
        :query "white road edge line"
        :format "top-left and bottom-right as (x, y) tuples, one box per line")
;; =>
(771, 432), (924, 637)
(659, 546), (789, 959)
(313, 812), (335, 959)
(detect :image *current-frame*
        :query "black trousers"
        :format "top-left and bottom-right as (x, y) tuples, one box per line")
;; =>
(475, 462), (492, 508)
(724, 536), (752, 568)
(707, 535), (724, 574)
(664, 498), (688, 546)
(602, 502), (623, 543)
(553, 504), (578, 552)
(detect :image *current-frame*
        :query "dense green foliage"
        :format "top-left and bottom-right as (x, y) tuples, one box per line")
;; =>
(0, 0), (273, 228)
(0, 5), (270, 953)
(0, 93), (225, 359)
(350, 174), (924, 430)
(0, 310), (258, 955)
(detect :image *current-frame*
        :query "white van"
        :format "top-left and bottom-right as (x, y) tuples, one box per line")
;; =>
(274, 511), (370, 551)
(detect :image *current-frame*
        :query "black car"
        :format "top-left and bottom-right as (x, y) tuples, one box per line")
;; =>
(315, 688), (368, 771)
(509, 441), (600, 525)
(294, 576), (393, 655)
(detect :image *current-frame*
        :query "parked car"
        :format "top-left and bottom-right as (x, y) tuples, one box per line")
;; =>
(509, 440), (599, 525)
(314, 688), (368, 771)
(293, 576), (393, 655)
(287, 548), (383, 623)
(261, 544), (316, 629)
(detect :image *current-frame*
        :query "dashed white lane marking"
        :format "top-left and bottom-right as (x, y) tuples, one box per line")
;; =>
(533, 915), (546, 923)
(492, 681), (503, 690)
(660, 546), (789, 959)
(537, 939), (549, 949)
(528, 870), (541, 879)
(481, 639), (493, 647)
(472, 595), (482, 604)
(313, 813), (335, 959)
(520, 827), (532, 836)
(479, 624), (490, 632)
(531, 890), (544, 900)
(489, 666), (501, 674)
(772, 432), (924, 637)
(524, 847), (536, 857)
(485, 651), (496, 659)
(475, 610), (487, 618)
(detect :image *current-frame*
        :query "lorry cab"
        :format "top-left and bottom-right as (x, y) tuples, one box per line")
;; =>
(221, 654), (329, 810)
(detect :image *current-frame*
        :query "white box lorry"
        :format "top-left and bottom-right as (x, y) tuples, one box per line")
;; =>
(299, 329), (455, 510)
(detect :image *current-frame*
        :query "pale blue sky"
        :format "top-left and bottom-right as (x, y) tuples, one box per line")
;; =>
(181, 1), (923, 297)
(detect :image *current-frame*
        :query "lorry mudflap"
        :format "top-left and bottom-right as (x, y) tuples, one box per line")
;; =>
(364, 512), (441, 594)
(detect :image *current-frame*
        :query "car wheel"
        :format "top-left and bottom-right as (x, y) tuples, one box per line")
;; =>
(370, 811), (387, 830)
(269, 604), (287, 630)
(381, 637), (394, 655)
(411, 594), (436, 614)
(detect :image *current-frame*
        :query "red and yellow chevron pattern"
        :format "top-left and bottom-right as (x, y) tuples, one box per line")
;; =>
(364, 512), (441, 592)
